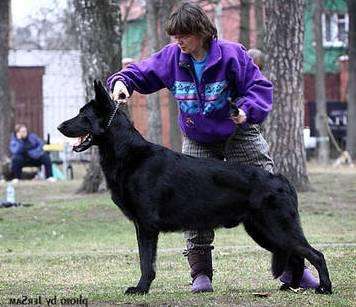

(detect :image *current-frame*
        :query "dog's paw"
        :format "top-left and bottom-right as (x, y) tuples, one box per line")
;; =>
(125, 286), (148, 295)
(315, 285), (332, 295)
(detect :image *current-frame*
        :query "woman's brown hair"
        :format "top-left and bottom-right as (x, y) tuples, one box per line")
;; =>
(165, 2), (217, 49)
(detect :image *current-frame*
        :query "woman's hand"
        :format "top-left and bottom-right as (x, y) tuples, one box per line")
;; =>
(16, 131), (26, 139)
(231, 108), (247, 124)
(111, 81), (130, 101)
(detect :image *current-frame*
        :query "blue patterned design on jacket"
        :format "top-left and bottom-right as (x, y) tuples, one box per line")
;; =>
(205, 81), (227, 99)
(171, 81), (198, 100)
(203, 81), (230, 115)
(171, 81), (200, 114)
(180, 100), (200, 114)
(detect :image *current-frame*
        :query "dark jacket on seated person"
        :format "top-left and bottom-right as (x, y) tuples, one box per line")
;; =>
(9, 132), (52, 179)
(10, 132), (44, 159)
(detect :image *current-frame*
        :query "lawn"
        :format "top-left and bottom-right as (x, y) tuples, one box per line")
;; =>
(0, 164), (355, 306)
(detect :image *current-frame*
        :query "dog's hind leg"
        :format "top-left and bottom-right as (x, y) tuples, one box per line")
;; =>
(279, 255), (305, 290)
(125, 223), (158, 295)
(293, 244), (332, 294)
(243, 220), (289, 278)
(271, 251), (289, 279)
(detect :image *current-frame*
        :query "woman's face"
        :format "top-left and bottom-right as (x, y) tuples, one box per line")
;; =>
(18, 126), (28, 139)
(174, 34), (204, 55)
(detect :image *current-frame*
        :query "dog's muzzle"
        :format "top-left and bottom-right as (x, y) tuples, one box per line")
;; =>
(72, 134), (93, 152)
(57, 123), (94, 152)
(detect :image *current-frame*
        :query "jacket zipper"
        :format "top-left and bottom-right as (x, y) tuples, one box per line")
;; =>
(180, 62), (204, 112)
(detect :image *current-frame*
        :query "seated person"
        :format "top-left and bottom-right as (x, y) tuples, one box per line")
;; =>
(9, 124), (54, 180)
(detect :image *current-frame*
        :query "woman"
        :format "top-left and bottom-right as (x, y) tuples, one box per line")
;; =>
(9, 124), (54, 181)
(107, 2), (317, 293)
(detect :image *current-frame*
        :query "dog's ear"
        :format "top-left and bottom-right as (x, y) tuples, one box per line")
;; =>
(94, 80), (112, 104)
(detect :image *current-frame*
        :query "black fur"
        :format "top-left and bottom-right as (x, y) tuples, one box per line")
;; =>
(58, 81), (332, 295)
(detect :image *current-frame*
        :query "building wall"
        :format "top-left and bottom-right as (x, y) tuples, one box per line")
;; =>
(130, 90), (171, 146)
(8, 50), (86, 143)
(8, 67), (44, 137)
(304, 73), (341, 102)
(304, 0), (348, 74)
(122, 18), (147, 59)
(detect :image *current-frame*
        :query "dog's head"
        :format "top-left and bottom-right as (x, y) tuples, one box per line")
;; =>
(57, 80), (123, 152)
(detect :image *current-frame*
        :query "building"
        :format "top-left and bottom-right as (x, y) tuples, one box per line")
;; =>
(8, 50), (85, 142)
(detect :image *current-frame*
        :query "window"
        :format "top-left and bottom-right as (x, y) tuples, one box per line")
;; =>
(322, 12), (349, 47)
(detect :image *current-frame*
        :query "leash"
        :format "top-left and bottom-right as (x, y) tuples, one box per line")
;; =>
(105, 99), (126, 130)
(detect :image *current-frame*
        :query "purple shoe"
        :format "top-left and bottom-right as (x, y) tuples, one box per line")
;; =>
(280, 267), (319, 289)
(191, 274), (213, 293)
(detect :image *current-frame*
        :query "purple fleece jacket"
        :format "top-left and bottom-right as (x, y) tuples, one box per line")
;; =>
(107, 39), (273, 144)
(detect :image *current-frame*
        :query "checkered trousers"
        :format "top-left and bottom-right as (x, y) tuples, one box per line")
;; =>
(183, 124), (274, 252)
(182, 124), (274, 171)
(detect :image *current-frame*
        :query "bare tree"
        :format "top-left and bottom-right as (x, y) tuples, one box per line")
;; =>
(0, 0), (12, 162)
(145, 0), (162, 144)
(264, 0), (310, 191)
(240, 0), (250, 47)
(74, 0), (122, 193)
(11, 3), (79, 50)
(347, 0), (356, 158)
(122, 0), (135, 33)
(314, 0), (329, 164)
(254, 0), (264, 50)
(158, 0), (182, 151)
(210, 0), (223, 38)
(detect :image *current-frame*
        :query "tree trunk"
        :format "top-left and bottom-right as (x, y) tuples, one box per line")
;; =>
(240, 0), (250, 47)
(254, 0), (264, 50)
(166, 88), (182, 151)
(214, 0), (223, 38)
(314, 0), (329, 164)
(146, 0), (162, 144)
(158, 0), (182, 151)
(0, 0), (12, 162)
(74, 0), (122, 193)
(264, 0), (310, 191)
(347, 0), (356, 158)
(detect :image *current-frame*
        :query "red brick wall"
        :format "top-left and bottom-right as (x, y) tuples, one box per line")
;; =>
(304, 72), (346, 128)
(339, 57), (349, 102)
(218, 3), (240, 43)
(130, 90), (171, 147)
(304, 73), (341, 103)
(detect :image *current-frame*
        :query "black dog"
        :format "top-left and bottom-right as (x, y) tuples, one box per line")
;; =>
(58, 81), (332, 295)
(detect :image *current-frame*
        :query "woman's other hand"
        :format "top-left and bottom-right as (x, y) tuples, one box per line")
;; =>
(231, 108), (247, 124)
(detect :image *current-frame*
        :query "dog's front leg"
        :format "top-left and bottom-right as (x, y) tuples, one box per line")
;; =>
(125, 223), (158, 295)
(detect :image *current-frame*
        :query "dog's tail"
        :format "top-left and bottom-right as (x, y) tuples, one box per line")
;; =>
(272, 252), (289, 278)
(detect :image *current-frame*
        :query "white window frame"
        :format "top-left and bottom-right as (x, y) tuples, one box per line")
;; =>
(322, 12), (349, 48)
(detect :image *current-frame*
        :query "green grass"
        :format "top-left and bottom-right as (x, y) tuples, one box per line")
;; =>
(0, 165), (355, 306)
